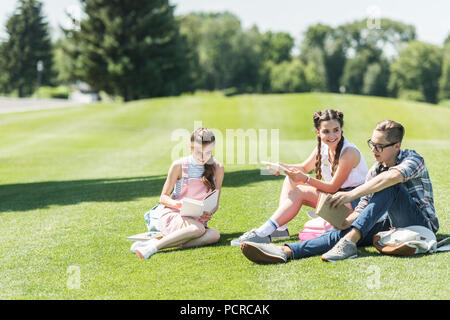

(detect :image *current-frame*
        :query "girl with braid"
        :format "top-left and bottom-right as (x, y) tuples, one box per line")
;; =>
(132, 128), (224, 259)
(231, 109), (368, 246)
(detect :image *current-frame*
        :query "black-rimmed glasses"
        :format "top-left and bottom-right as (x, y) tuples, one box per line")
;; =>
(367, 139), (398, 152)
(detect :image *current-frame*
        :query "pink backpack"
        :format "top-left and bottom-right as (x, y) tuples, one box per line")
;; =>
(298, 215), (333, 241)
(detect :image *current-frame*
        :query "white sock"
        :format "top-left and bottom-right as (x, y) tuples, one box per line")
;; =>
(130, 240), (149, 253)
(277, 224), (287, 231)
(139, 239), (158, 259)
(255, 218), (279, 237)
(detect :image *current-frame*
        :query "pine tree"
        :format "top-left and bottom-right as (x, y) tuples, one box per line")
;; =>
(63, 0), (191, 101)
(0, 0), (53, 96)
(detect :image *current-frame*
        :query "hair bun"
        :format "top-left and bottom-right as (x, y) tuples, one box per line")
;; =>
(313, 110), (322, 119)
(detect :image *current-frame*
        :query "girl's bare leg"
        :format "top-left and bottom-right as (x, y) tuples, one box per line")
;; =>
(275, 176), (298, 230)
(279, 176), (297, 206)
(181, 228), (220, 248)
(154, 219), (206, 250)
(270, 185), (320, 227)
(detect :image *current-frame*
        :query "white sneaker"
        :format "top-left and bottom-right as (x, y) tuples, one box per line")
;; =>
(135, 239), (159, 259)
(230, 229), (271, 247)
(130, 241), (149, 253)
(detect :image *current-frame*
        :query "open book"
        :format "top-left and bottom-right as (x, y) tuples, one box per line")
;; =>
(316, 192), (351, 229)
(126, 232), (162, 242)
(180, 189), (220, 218)
(260, 161), (291, 175)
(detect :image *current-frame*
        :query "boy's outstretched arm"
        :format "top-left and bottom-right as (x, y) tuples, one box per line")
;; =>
(329, 169), (404, 209)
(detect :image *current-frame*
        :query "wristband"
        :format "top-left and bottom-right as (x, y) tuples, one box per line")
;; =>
(305, 174), (311, 184)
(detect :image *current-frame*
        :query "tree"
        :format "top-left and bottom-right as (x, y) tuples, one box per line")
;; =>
(337, 18), (415, 96)
(362, 59), (390, 97)
(177, 13), (205, 91)
(178, 12), (242, 91)
(269, 59), (308, 93)
(261, 31), (294, 64)
(230, 26), (264, 93)
(340, 49), (379, 94)
(300, 23), (347, 93)
(389, 41), (443, 104)
(196, 12), (242, 90)
(439, 39), (450, 100)
(444, 33), (450, 46)
(300, 19), (416, 95)
(258, 31), (294, 93)
(53, 37), (78, 85)
(337, 18), (416, 56)
(0, 0), (53, 96)
(178, 12), (269, 93)
(304, 61), (327, 92)
(63, 0), (191, 101)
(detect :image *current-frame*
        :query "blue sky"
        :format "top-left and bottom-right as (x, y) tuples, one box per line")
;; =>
(0, 0), (449, 46)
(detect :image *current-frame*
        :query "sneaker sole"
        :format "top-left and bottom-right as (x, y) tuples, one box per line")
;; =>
(270, 235), (290, 240)
(230, 241), (243, 247)
(231, 238), (271, 247)
(240, 242), (286, 264)
(321, 254), (358, 262)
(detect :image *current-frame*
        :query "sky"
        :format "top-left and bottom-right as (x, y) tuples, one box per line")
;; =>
(0, 0), (449, 46)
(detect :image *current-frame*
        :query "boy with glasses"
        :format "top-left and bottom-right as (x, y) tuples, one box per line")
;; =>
(239, 120), (439, 263)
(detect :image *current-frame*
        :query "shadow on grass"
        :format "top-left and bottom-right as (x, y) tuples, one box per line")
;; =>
(0, 169), (283, 213)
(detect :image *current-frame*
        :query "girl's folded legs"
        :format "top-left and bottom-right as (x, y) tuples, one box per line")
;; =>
(181, 227), (220, 248)
(255, 185), (320, 238)
(154, 219), (206, 250)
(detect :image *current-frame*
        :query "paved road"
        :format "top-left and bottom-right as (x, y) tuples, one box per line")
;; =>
(0, 97), (90, 114)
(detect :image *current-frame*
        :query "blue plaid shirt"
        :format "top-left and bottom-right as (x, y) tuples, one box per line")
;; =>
(355, 149), (438, 232)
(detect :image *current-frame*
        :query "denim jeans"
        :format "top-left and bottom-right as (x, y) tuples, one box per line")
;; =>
(286, 183), (432, 260)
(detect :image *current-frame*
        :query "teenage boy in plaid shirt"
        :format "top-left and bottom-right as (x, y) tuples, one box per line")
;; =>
(240, 120), (439, 263)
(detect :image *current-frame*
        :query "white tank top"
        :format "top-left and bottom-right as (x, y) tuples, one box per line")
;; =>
(320, 137), (368, 189)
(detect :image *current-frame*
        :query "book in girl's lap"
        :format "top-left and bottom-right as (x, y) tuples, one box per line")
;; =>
(132, 128), (224, 259)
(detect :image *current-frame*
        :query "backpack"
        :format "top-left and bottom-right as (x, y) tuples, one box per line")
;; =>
(144, 204), (165, 232)
(143, 156), (192, 233)
(373, 225), (450, 256)
(298, 211), (333, 241)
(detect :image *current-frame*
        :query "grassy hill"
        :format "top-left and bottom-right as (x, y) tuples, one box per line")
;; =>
(0, 92), (449, 299)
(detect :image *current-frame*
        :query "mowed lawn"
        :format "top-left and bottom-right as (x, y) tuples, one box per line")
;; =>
(0, 92), (449, 299)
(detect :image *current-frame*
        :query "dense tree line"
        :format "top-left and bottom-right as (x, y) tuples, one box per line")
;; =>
(0, 0), (449, 104)
(0, 0), (53, 97)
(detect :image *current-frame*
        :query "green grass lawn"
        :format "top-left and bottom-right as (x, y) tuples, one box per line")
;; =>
(0, 92), (449, 299)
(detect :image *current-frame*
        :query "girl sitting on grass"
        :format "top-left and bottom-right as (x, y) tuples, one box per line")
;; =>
(132, 127), (224, 259)
(231, 109), (368, 246)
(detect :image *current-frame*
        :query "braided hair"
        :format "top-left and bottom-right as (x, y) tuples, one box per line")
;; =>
(313, 109), (344, 180)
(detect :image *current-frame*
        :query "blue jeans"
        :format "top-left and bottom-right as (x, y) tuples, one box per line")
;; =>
(286, 183), (432, 260)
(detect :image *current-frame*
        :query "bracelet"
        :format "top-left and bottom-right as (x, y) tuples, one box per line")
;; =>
(304, 174), (311, 184)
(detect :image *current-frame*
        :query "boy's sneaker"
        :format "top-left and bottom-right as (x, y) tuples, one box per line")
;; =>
(230, 229), (271, 247)
(270, 228), (290, 239)
(240, 242), (288, 264)
(321, 238), (358, 262)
